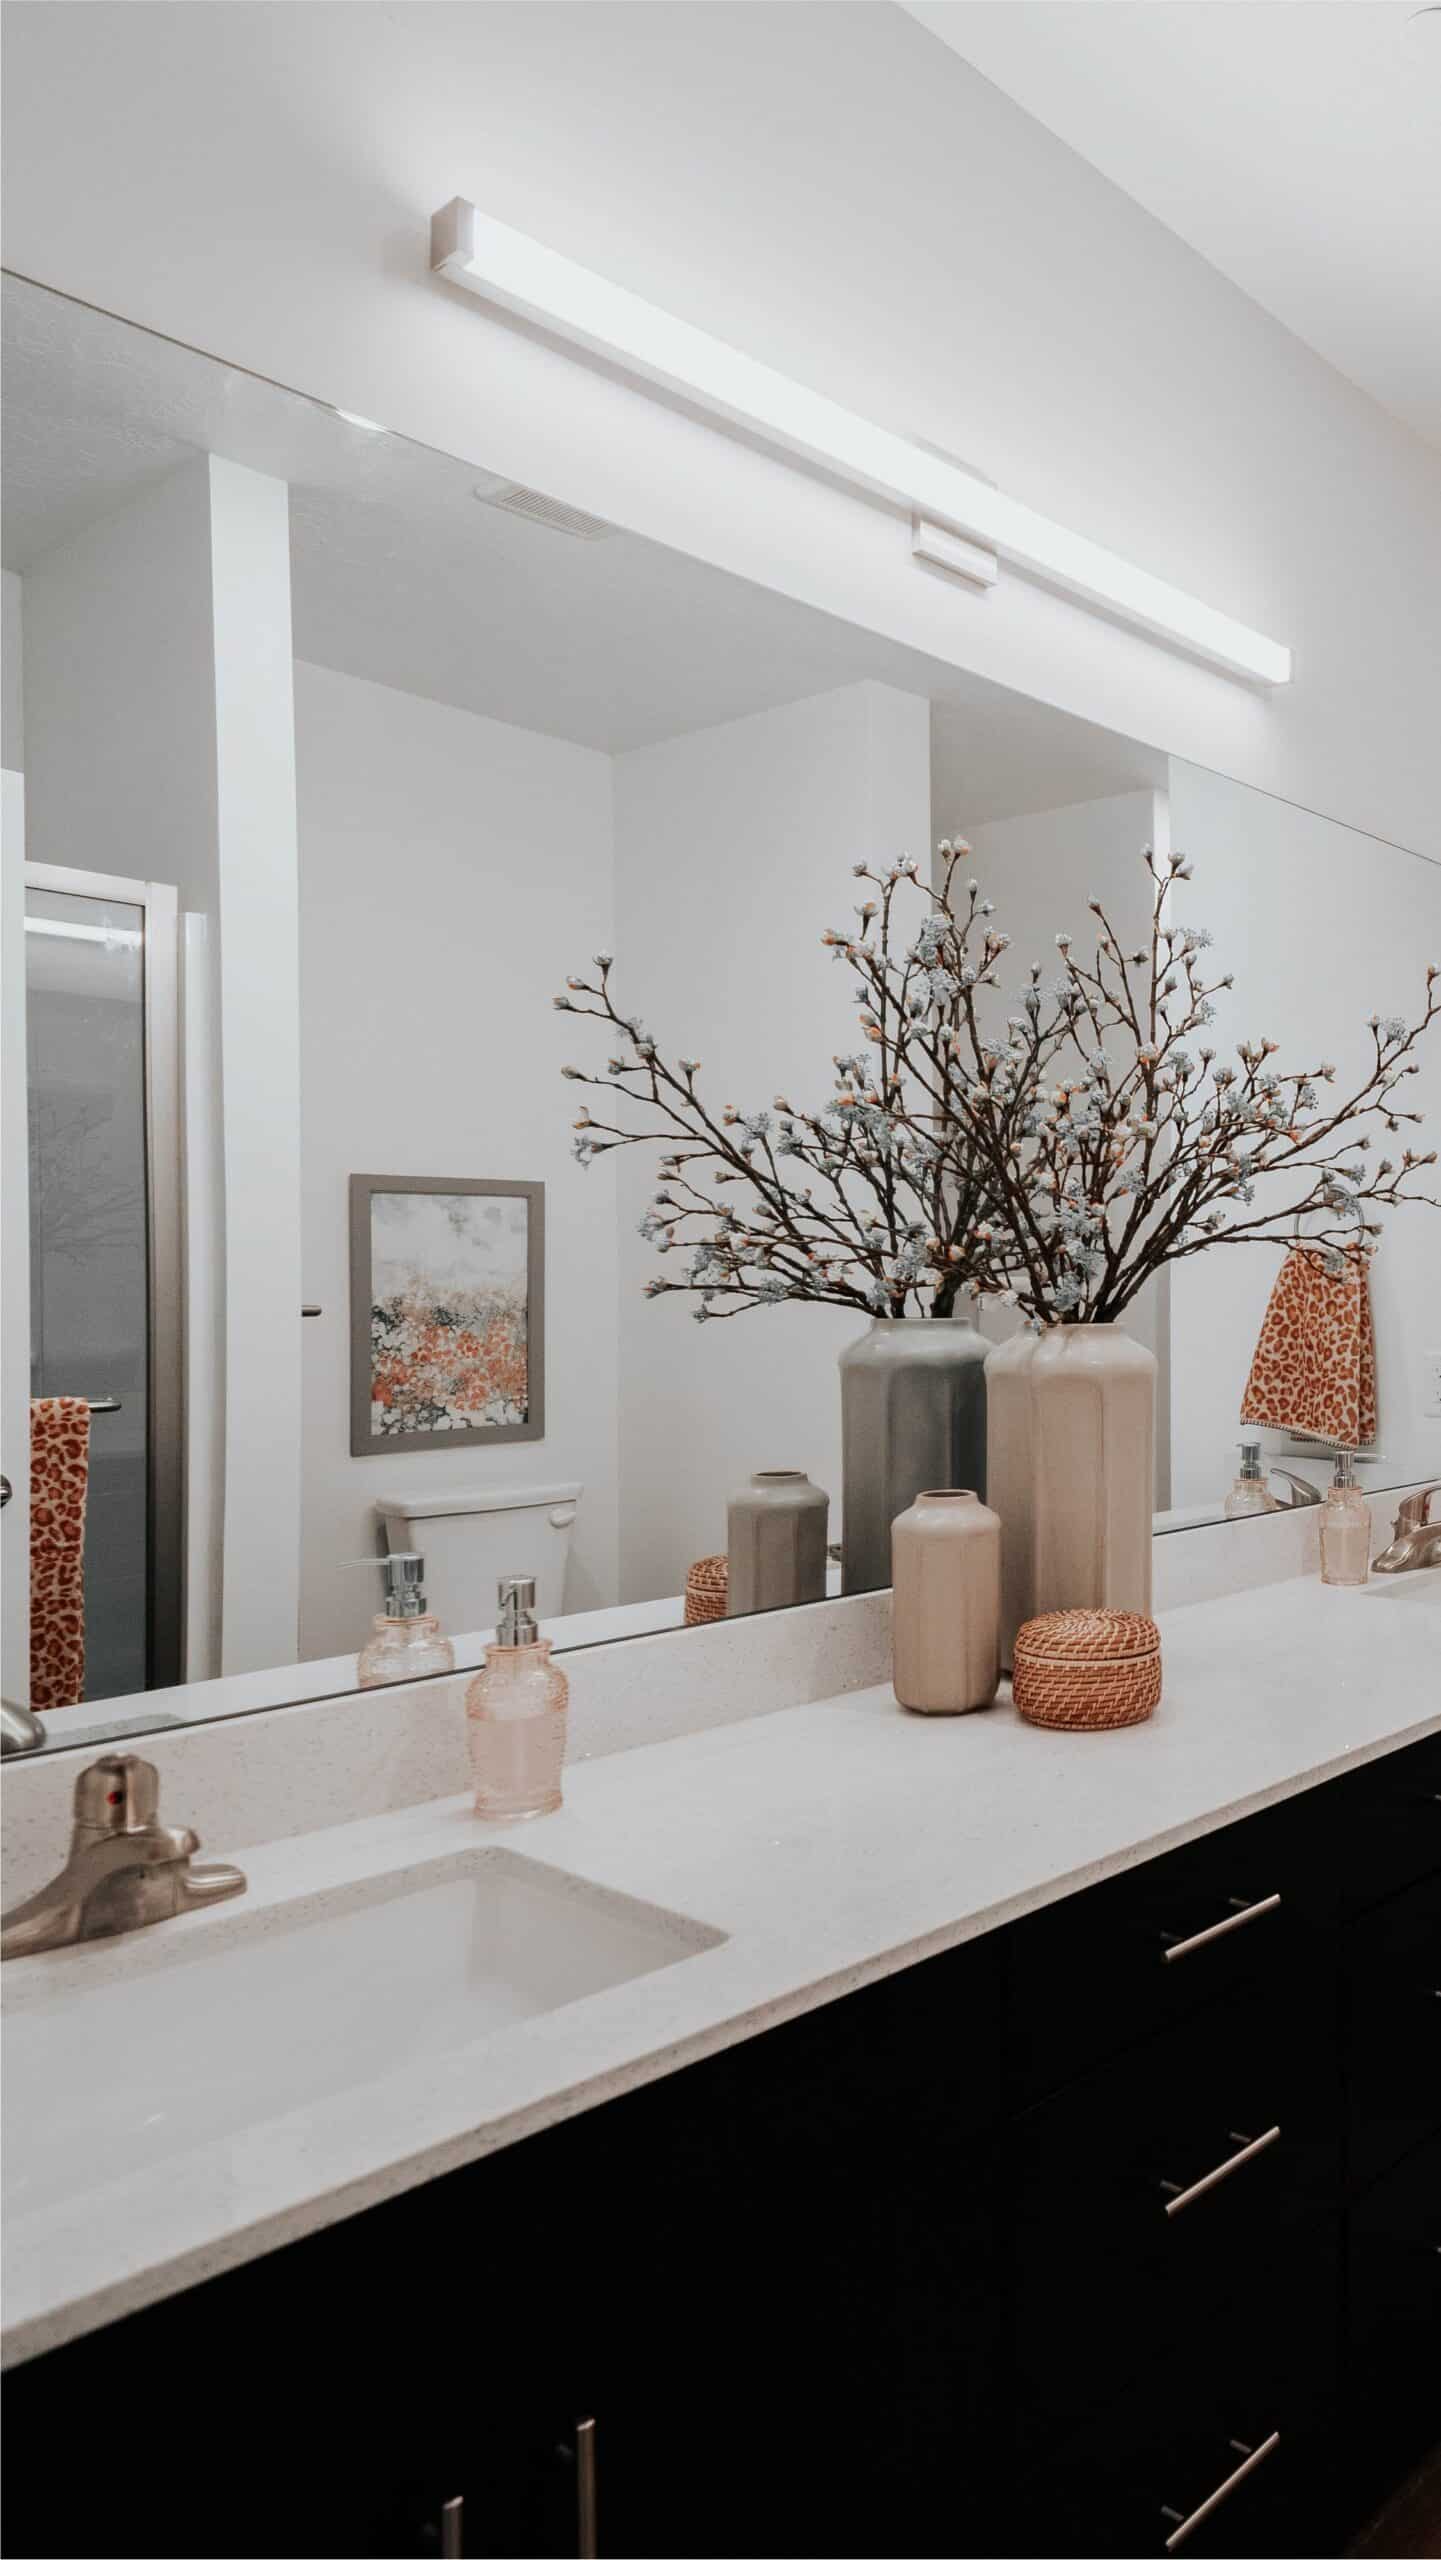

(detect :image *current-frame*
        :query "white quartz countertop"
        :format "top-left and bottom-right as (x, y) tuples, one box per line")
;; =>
(4, 1569), (1438, 2367)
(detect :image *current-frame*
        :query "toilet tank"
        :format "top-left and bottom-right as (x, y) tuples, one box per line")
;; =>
(374, 1483), (581, 1638)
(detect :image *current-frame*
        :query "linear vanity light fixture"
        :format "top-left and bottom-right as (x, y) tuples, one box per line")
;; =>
(431, 198), (1291, 686)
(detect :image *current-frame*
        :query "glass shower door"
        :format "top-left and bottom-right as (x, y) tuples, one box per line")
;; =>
(23, 872), (180, 1699)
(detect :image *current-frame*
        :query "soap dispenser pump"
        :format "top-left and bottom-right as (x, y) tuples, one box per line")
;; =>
(356, 1553), (457, 1687)
(1224, 1439), (1283, 1518)
(1319, 1449), (1371, 1587)
(464, 1576), (569, 1821)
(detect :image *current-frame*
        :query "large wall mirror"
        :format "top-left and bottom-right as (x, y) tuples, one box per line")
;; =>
(3, 274), (1437, 1754)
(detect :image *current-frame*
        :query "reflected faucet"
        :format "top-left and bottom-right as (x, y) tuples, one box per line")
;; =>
(1372, 1487), (1441, 1575)
(0, 1699), (48, 1757)
(1, 1753), (246, 1961)
(1267, 1468), (1324, 1509)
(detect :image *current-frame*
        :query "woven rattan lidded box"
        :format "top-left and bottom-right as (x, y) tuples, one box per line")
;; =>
(1012, 1607), (1161, 1730)
(684, 1554), (729, 1626)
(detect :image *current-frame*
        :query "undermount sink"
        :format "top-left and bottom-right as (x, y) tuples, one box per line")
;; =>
(2, 1849), (722, 2216)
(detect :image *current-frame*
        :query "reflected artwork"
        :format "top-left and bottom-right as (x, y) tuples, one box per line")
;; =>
(349, 1177), (544, 1453)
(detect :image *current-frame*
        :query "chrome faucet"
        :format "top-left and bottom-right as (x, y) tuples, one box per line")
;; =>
(1371, 1486), (1441, 1574)
(0, 1753), (246, 1961)
(1268, 1467), (1324, 1509)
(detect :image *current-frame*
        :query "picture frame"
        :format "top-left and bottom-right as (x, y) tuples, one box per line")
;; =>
(348, 1175), (545, 1456)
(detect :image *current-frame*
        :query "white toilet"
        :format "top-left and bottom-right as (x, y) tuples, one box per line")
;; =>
(373, 1483), (581, 1637)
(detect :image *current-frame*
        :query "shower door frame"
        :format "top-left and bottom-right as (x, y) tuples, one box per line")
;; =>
(24, 862), (184, 1692)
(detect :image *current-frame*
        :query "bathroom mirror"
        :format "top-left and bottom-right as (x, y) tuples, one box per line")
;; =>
(3, 273), (1438, 1750)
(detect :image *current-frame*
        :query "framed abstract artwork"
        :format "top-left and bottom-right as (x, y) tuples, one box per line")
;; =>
(348, 1176), (545, 1455)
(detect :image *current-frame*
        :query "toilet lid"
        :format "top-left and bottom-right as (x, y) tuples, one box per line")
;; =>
(373, 1482), (580, 1521)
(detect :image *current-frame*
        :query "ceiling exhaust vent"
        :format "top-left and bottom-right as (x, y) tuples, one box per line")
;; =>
(472, 478), (616, 540)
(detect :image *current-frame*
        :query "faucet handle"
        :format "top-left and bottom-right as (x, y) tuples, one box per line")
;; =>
(1394, 1485), (1439, 1532)
(72, 1753), (161, 1841)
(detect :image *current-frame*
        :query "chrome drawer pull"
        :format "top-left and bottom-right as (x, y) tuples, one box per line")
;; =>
(1162, 2430), (1280, 2551)
(1161, 1892), (1282, 1963)
(1161, 2123), (1281, 2218)
(440, 2493), (464, 2558)
(576, 2416), (598, 2559)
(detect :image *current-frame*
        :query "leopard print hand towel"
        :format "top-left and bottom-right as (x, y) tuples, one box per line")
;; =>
(29, 1395), (91, 1710)
(1240, 1245), (1377, 1450)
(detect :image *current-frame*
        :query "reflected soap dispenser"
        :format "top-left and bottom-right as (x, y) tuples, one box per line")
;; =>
(357, 1553), (457, 1687)
(465, 1576), (569, 1821)
(1224, 1439), (1283, 1518)
(1319, 1449), (1371, 1587)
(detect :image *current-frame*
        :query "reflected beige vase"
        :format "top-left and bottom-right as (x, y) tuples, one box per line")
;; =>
(986, 1324), (1156, 1666)
(891, 1489), (1001, 1715)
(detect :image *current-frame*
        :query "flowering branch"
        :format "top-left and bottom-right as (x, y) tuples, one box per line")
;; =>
(553, 843), (1439, 1328)
(551, 848), (1017, 1319)
(950, 847), (1439, 1323)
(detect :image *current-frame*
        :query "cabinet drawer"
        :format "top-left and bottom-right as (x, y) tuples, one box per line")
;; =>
(1338, 1732), (1441, 1917)
(1011, 1987), (1340, 2434)
(1005, 1795), (1337, 2109)
(1346, 2133), (1441, 2520)
(1346, 1867), (1441, 2191)
(1013, 2227), (1341, 2558)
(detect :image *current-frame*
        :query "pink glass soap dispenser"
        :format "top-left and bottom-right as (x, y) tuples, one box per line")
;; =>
(357, 1553), (456, 1687)
(1319, 1449), (1371, 1587)
(465, 1576), (569, 1820)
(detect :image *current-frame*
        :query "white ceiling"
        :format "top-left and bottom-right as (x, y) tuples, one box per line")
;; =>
(903, 0), (1441, 448)
(2, 274), (1162, 817)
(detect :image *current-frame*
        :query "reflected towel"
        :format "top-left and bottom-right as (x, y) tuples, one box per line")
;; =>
(29, 1396), (90, 1709)
(1239, 1246), (1377, 1450)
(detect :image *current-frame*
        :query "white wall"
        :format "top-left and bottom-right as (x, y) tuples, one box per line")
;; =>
(21, 461), (222, 907)
(294, 660), (619, 1662)
(3, 5), (1438, 862)
(959, 790), (1161, 984)
(2, 571), (23, 773)
(1167, 762), (1441, 1508)
(1, 773), (30, 1700)
(19, 457), (303, 1675)
(612, 679), (931, 1602)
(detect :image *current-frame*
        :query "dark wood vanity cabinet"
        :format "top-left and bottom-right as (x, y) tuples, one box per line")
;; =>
(4, 1734), (1437, 2560)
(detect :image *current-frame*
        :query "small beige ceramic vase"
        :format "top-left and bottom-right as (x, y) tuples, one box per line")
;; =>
(891, 1489), (1001, 1715)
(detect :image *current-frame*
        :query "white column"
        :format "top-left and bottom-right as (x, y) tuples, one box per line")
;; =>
(206, 459), (302, 1671)
(1, 771), (31, 1701)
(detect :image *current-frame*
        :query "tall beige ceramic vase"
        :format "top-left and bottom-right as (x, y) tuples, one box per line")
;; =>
(891, 1489), (1001, 1714)
(986, 1324), (1156, 1666)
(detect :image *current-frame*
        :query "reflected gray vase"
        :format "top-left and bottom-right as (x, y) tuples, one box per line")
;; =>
(839, 1316), (989, 1595)
(727, 1471), (830, 1616)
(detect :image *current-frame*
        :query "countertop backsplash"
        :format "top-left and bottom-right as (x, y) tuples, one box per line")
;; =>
(1, 1484), (1427, 1909)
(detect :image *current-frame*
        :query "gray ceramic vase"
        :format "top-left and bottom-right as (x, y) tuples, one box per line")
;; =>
(838, 1315), (989, 1596)
(726, 1470), (829, 1616)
